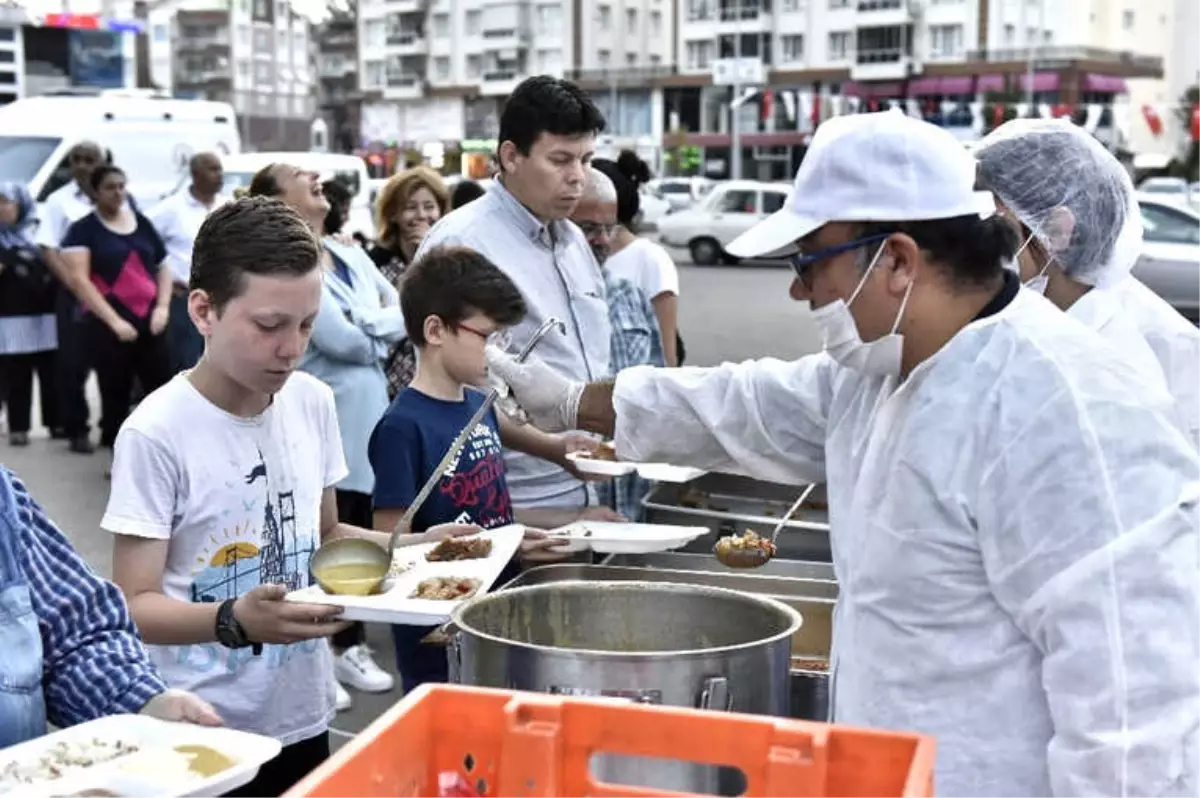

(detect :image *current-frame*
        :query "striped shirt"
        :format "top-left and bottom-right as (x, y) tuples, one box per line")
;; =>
(1, 468), (165, 727)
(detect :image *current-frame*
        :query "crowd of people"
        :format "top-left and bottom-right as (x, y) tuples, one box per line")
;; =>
(0, 76), (685, 795)
(1, 69), (1198, 798)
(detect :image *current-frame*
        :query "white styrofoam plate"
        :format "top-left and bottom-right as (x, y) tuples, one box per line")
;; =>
(565, 451), (636, 477)
(635, 463), (708, 483)
(0, 715), (281, 798)
(284, 524), (525, 624)
(547, 521), (708, 554)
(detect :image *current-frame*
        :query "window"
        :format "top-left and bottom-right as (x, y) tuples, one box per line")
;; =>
(467, 54), (482, 76)
(782, 0), (803, 9)
(685, 40), (714, 69)
(761, 191), (787, 213)
(828, 30), (850, 60)
(781, 34), (803, 62)
(687, 0), (713, 19)
(365, 19), (385, 47)
(649, 53), (662, 65)
(625, 51), (637, 65)
(434, 56), (450, 78)
(1140, 203), (1200, 245)
(537, 4), (562, 33)
(649, 9), (662, 36)
(829, 0), (849, 7)
(716, 189), (757, 214)
(1043, 29), (1052, 43)
(929, 23), (963, 58)
(152, 23), (169, 41)
(237, 60), (251, 81)
(598, 49), (610, 66)
(598, 5), (611, 29)
(466, 9), (481, 34)
(1003, 23), (1015, 44)
(276, 29), (286, 49)
(1122, 9), (1134, 30)
(1025, 27), (1036, 43)
(433, 13), (450, 37)
(238, 25), (251, 46)
(626, 8), (637, 33)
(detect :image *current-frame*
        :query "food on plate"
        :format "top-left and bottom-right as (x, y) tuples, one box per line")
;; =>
(312, 562), (386, 596)
(791, 657), (831, 672)
(808, 500), (829, 511)
(0, 739), (140, 787)
(426, 536), (493, 562)
(60, 790), (121, 797)
(550, 524), (592, 538)
(388, 558), (414, 577)
(713, 529), (777, 568)
(578, 441), (618, 461)
(411, 577), (483, 600)
(174, 744), (237, 778)
(677, 487), (707, 509)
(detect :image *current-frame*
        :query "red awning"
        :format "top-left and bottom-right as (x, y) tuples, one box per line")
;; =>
(1018, 72), (1059, 92)
(976, 74), (1006, 92)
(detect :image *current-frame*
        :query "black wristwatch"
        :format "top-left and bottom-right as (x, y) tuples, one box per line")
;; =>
(215, 598), (262, 655)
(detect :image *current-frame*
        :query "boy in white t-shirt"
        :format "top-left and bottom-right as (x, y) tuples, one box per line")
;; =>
(103, 197), (475, 797)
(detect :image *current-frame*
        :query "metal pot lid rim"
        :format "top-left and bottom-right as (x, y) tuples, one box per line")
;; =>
(450, 580), (803, 659)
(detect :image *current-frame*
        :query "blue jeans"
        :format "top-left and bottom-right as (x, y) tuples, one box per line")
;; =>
(391, 624), (449, 695)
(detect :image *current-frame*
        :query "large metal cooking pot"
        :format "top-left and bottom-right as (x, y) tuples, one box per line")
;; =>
(449, 580), (801, 796)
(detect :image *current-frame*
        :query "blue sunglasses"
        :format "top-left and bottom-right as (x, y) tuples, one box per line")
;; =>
(789, 232), (894, 285)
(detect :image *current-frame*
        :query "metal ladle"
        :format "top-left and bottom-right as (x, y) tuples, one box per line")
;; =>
(309, 318), (569, 596)
(713, 483), (817, 569)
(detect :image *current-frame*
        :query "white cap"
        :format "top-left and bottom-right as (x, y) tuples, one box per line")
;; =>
(727, 110), (996, 258)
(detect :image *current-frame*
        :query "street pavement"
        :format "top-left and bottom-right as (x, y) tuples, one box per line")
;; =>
(1, 255), (823, 743)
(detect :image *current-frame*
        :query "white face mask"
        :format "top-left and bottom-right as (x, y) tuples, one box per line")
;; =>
(1014, 231), (1052, 295)
(811, 241), (914, 378)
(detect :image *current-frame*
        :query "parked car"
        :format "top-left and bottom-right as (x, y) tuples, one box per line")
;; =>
(1138, 176), (1200, 211)
(636, 188), (671, 231)
(1133, 196), (1200, 321)
(657, 180), (792, 265)
(647, 177), (714, 212)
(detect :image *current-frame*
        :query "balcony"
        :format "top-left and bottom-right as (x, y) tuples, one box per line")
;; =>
(480, 67), (524, 96)
(851, 48), (910, 80)
(386, 29), (428, 53)
(175, 68), (233, 88)
(385, 0), (429, 11)
(175, 33), (231, 55)
(383, 72), (425, 98)
(855, 0), (908, 27)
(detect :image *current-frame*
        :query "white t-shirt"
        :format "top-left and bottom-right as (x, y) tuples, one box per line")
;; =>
(604, 237), (680, 300)
(101, 372), (348, 746)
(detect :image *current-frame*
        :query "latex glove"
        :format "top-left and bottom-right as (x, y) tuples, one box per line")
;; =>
(484, 345), (583, 433)
(140, 688), (223, 726)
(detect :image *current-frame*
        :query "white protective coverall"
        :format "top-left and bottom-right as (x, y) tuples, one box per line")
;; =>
(1113, 276), (1200, 450)
(612, 288), (1200, 797)
(975, 119), (1198, 450)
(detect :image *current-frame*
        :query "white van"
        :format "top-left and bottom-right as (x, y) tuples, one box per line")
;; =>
(221, 152), (375, 242)
(0, 90), (240, 212)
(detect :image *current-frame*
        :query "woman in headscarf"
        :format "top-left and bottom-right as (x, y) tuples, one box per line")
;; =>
(0, 181), (61, 446)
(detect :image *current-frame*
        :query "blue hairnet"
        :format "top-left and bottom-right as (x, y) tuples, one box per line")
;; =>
(975, 119), (1142, 288)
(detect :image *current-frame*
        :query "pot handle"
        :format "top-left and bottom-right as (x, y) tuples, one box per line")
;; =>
(698, 675), (732, 711)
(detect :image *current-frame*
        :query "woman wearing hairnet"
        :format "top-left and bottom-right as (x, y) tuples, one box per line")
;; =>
(976, 119), (1199, 450)
(485, 111), (1200, 797)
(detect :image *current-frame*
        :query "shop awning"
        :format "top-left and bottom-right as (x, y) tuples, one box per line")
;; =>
(1018, 72), (1060, 92)
(1083, 73), (1128, 93)
(841, 81), (905, 97)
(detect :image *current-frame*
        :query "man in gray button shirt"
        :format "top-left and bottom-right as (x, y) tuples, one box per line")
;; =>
(417, 76), (613, 520)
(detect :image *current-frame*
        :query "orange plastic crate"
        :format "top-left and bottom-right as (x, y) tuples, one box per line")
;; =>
(287, 684), (934, 798)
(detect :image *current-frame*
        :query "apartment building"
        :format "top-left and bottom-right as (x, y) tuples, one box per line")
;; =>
(356, 0), (670, 162)
(114, 0), (314, 150)
(664, 0), (1168, 178)
(316, 11), (361, 153)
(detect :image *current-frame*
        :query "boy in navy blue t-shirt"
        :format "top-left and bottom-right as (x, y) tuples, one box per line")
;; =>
(367, 245), (573, 692)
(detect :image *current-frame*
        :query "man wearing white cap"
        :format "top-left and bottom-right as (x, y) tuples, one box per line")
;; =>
(484, 111), (1200, 796)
